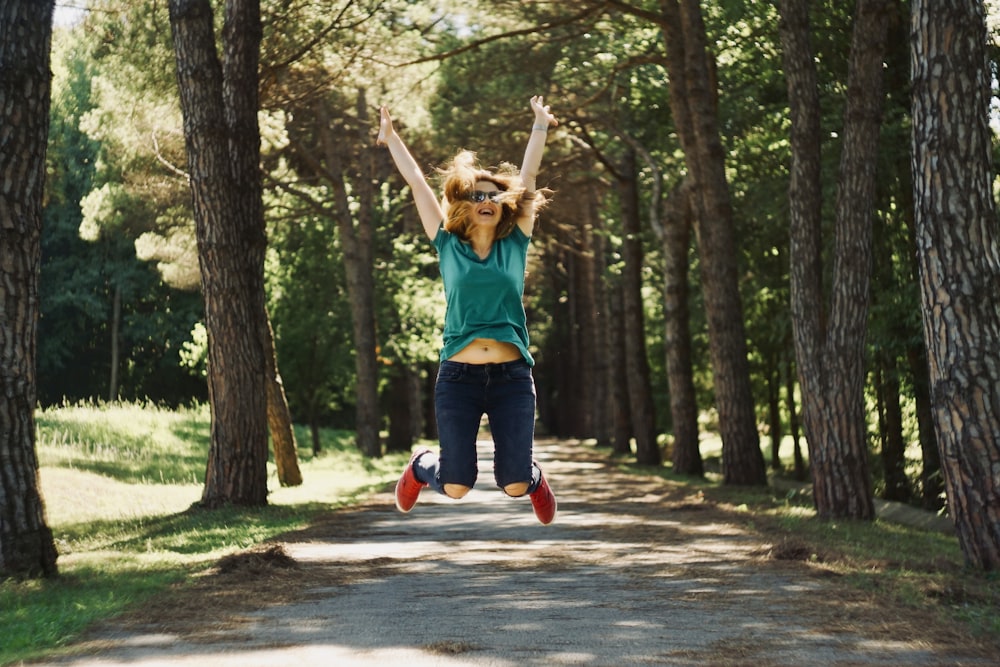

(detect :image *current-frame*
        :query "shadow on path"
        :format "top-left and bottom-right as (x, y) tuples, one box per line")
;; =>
(34, 439), (992, 667)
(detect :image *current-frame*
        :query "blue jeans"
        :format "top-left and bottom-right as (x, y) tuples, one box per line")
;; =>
(415, 359), (539, 495)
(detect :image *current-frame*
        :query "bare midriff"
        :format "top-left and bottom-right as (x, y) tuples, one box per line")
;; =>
(447, 338), (523, 365)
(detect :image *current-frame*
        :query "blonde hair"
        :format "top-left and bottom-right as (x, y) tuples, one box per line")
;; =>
(438, 150), (549, 240)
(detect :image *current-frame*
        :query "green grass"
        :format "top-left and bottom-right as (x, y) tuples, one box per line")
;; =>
(2, 401), (415, 666)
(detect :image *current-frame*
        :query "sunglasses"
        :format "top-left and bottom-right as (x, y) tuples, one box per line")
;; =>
(467, 190), (504, 203)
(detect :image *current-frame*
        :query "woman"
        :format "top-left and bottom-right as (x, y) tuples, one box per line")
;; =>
(377, 95), (558, 525)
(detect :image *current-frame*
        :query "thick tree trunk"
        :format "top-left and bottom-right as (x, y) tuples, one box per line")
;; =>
(911, 0), (1000, 569)
(659, 181), (701, 476)
(0, 0), (59, 579)
(780, 0), (890, 519)
(170, 0), (270, 507)
(619, 149), (660, 465)
(662, 0), (765, 484)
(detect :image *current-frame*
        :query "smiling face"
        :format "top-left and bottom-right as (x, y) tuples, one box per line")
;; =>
(469, 180), (502, 228)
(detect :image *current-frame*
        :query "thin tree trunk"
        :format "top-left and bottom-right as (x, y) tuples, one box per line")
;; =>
(875, 356), (911, 502)
(768, 365), (783, 471)
(109, 283), (121, 401)
(608, 280), (633, 456)
(906, 345), (942, 510)
(911, 0), (1000, 569)
(264, 315), (301, 486)
(785, 360), (806, 481)
(170, 0), (270, 507)
(0, 0), (59, 579)
(619, 148), (660, 465)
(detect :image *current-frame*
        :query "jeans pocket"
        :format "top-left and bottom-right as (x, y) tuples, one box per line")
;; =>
(503, 361), (532, 382)
(437, 363), (464, 382)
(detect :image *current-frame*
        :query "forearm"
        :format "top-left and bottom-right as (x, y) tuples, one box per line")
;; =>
(383, 131), (426, 191)
(520, 127), (549, 192)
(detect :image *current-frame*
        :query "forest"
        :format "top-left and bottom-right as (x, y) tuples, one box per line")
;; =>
(3, 0), (1000, 576)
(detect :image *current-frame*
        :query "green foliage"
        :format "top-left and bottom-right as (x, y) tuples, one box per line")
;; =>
(43, 28), (204, 406)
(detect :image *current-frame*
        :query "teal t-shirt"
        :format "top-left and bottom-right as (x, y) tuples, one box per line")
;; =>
(433, 225), (534, 366)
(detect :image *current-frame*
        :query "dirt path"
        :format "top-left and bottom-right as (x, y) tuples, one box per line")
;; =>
(34, 440), (994, 666)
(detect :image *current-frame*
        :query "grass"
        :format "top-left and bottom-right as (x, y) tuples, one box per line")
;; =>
(2, 401), (415, 666)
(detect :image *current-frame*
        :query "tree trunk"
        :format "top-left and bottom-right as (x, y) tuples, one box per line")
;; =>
(109, 283), (121, 401)
(780, 0), (890, 518)
(767, 365), (783, 471)
(608, 280), (633, 456)
(619, 148), (660, 465)
(911, 0), (1000, 569)
(785, 360), (807, 481)
(264, 315), (301, 486)
(318, 95), (381, 458)
(170, 0), (270, 507)
(875, 356), (911, 502)
(0, 0), (59, 579)
(386, 366), (415, 453)
(906, 345), (942, 510)
(659, 180), (701, 476)
(661, 0), (765, 485)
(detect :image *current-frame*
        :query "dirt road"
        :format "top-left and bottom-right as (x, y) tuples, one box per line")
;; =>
(33, 440), (994, 666)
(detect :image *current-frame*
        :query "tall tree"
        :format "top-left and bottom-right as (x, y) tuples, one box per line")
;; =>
(169, 0), (270, 506)
(779, 0), (892, 519)
(0, 0), (59, 578)
(657, 0), (766, 484)
(911, 0), (1000, 569)
(656, 179), (702, 476)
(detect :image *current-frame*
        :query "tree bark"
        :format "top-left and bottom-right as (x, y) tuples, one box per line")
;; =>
(619, 148), (660, 465)
(264, 315), (301, 486)
(0, 0), (60, 579)
(658, 180), (701, 476)
(318, 93), (381, 458)
(875, 355), (911, 502)
(911, 0), (1000, 569)
(661, 0), (765, 484)
(170, 0), (270, 506)
(780, 0), (890, 518)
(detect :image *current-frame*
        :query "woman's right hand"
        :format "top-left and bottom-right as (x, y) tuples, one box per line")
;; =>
(376, 106), (394, 146)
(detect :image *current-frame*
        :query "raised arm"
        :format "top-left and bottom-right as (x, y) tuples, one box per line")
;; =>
(377, 107), (444, 240)
(517, 96), (557, 236)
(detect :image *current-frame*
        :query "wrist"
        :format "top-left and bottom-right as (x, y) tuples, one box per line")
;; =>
(531, 124), (549, 132)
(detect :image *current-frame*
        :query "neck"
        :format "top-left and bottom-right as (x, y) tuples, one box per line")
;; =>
(467, 227), (495, 254)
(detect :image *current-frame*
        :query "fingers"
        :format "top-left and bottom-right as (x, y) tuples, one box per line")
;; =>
(531, 95), (558, 127)
(376, 106), (392, 146)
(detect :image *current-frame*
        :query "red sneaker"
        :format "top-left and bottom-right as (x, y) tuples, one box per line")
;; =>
(529, 468), (557, 525)
(395, 448), (431, 513)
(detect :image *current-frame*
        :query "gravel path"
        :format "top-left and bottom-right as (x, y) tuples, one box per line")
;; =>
(31, 439), (993, 667)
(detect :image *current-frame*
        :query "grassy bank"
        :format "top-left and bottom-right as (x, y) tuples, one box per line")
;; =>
(2, 402), (412, 666)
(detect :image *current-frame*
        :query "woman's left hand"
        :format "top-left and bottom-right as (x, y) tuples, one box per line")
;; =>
(530, 95), (557, 129)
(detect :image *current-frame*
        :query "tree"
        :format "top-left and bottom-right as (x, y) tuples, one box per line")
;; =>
(169, 0), (270, 506)
(911, 0), (1000, 569)
(657, 0), (766, 484)
(779, 0), (893, 519)
(0, 0), (60, 578)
